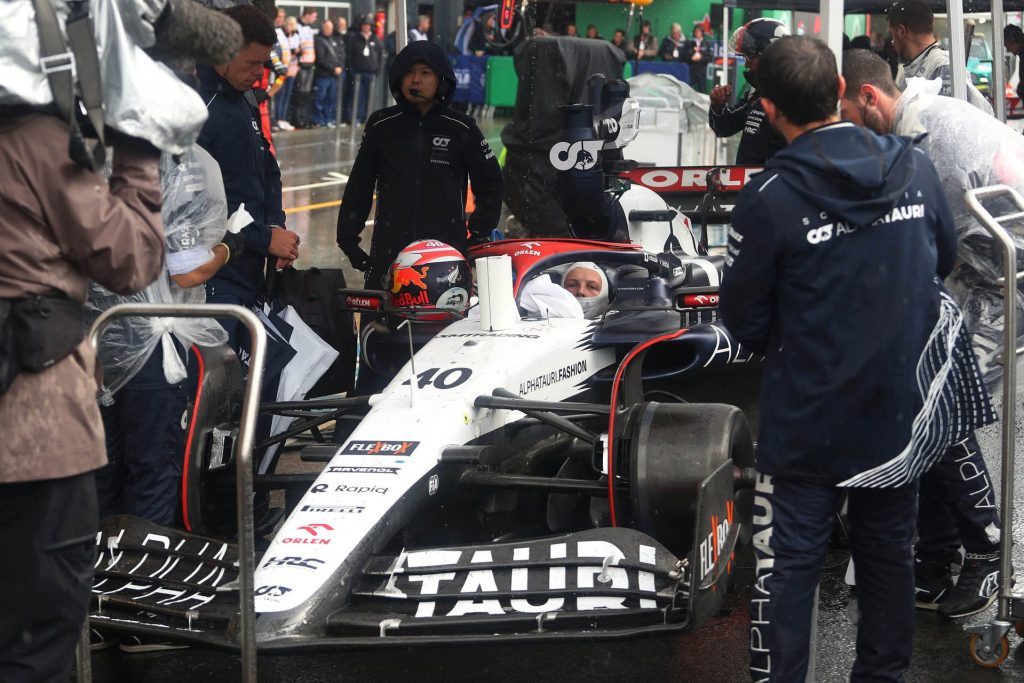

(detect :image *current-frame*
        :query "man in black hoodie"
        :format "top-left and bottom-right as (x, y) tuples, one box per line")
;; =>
(337, 41), (504, 287)
(720, 36), (957, 682)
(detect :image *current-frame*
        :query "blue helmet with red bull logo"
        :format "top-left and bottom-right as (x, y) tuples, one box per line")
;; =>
(387, 240), (472, 321)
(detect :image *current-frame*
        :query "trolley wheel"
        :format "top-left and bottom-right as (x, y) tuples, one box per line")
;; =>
(1015, 621), (1024, 638)
(969, 633), (1009, 668)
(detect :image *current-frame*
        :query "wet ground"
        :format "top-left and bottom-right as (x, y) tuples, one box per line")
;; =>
(85, 123), (1024, 681)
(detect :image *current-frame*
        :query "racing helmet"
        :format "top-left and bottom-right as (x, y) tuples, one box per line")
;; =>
(563, 261), (610, 320)
(387, 240), (472, 321)
(728, 18), (789, 57)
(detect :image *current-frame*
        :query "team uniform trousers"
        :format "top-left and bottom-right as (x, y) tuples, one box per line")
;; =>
(95, 341), (189, 525)
(749, 473), (917, 683)
(0, 472), (97, 683)
(917, 433), (1000, 558)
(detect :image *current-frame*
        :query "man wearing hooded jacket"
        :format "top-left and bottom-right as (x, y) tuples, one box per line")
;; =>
(337, 41), (503, 288)
(840, 48), (1020, 620)
(720, 36), (957, 681)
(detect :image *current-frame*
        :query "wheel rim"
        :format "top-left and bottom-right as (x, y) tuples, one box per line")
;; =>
(969, 633), (1009, 668)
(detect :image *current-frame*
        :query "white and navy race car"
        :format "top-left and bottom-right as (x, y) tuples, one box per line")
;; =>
(89, 229), (763, 653)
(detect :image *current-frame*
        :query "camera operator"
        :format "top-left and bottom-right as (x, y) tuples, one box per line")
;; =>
(0, 116), (165, 681)
(198, 4), (300, 348)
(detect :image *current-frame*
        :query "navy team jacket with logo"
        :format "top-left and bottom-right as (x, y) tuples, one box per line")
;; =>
(337, 41), (503, 287)
(719, 122), (958, 484)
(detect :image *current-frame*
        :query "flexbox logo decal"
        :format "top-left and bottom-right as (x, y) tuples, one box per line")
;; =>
(341, 440), (419, 456)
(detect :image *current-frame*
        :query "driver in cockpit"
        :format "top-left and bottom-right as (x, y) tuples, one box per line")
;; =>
(561, 262), (610, 319)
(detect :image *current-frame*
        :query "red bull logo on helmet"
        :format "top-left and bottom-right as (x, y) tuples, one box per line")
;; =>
(391, 266), (429, 293)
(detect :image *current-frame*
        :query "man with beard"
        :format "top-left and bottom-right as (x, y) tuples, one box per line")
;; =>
(840, 48), (1022, 618)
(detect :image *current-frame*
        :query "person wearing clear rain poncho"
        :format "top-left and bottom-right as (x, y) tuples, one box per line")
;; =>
(840, 48), (1023, 619)
(88, 144), (240, 527)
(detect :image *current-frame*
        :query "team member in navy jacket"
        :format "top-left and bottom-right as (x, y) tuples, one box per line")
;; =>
(337, 40), (503, 288)
(198, 5), (301, 346)
(719, 36), (956, 682)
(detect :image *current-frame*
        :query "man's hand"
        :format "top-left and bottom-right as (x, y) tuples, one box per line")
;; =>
(269, 227), (301, 260)
(275, 257), (295, 270)
(334, 66), (343, 76)
(710, 85), (732, 110)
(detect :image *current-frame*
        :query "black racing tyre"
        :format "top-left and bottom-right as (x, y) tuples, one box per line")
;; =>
(627, 402), (753, 558)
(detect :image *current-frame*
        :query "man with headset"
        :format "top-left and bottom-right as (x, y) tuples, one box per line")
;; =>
(337, 40), (503, 288)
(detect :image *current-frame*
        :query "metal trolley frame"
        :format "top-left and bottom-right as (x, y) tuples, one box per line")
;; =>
(77, 304), (266, 682)
(961, 185), (1024, 668)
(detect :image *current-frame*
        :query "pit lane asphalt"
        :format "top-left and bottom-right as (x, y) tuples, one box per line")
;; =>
(83, 124), (1024, 681)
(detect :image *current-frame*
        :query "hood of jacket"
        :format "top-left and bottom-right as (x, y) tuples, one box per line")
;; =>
(388, 41), (457, 111)
(766, 121), (918, 227)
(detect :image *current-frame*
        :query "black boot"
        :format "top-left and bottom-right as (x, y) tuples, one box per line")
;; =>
(914, 554), (953, 610)
(938, 552), (1000, 618)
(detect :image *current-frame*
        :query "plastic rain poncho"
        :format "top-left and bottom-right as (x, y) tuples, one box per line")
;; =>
(896, 78), (1024, 393)
(88, 144), (229, 403)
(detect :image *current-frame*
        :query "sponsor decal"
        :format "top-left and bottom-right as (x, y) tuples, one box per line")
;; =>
(264, 556), (325, 571)
(341, 440), (419, 456)
(518, 359), (588, 396)
(300, 503), (366, 513)
(394, 539), (659, 617)
(704, 325), (756, 367)
(697, 500), (733, 581)
(624, 166), (762, 194)
(281, 523), (334, 545)
(326, 465), (402, 475)
(428, 474), (439, 496)
(391, 266), (428, 293)
(436, 287), (468, 310)
(255, 585), (292, 597)
(432, 136), (451, 148)
(513, 241), (542, 257)
(750, 473), (775, 680)
(308, 485), (387, 496)
(680, 293), (719, 308)
(549, 139), (603, 171)
(345, 295), (381, 310)
(392, 290), (431, 307)
(438, 332), (541, 339)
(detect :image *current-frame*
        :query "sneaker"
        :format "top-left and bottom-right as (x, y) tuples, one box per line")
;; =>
(915, 555), (953, 610)
(118, 635), (190, 653)
(938, 552), (1000, 618)
(90, 628), (117, 652)
(278, 120), (295, 131)
(327, 121), (337, 128)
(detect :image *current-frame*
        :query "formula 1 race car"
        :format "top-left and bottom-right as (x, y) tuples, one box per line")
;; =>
(87, 77), (763, 656)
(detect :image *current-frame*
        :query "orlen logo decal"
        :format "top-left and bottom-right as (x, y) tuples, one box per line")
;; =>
(281, 523), (333, 545)
(627, 166), (762, 193)
(549, 139), (603, 171)
(255, 585), (292, 597)
(681, 293), (719, 308)
(346, 295), (381, 310)
(264, 556), (325, 571)
(432, 136), (450, 148)
(341, 440), (419, 456)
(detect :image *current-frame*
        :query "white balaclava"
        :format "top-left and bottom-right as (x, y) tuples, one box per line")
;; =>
(564, 262), (609, 319)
